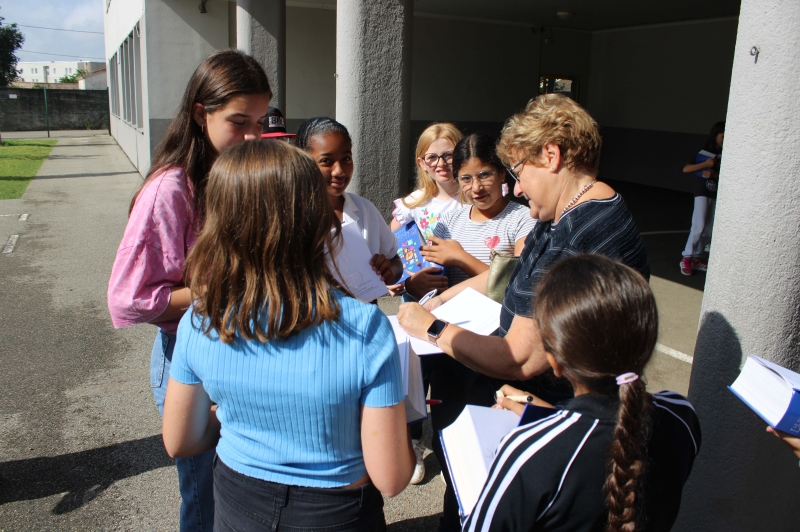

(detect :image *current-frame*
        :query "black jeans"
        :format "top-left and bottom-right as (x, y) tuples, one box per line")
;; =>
(213, 456), (386, 532)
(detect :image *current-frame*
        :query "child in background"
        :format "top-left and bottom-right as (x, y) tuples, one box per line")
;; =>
(389, 123), (464, 300)
(473, 255), (701, 532)
(680, 121), (724, 275)
(162, 141), (414, 531)
(424, 133), (534, 287)
(295, 117), (403, 287)
(107, 50), (271, 531)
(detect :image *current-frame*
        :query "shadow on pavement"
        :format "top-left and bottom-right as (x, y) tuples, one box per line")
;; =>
(388, 514), (441, 531)
(0, 434), (173, 514)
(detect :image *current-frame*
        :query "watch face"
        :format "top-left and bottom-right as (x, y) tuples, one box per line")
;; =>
(427, 319), (448, 338)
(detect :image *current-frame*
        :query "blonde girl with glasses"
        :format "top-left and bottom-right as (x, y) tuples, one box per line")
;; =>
(422, 133), (535, 287)
(389, 123), (465, 300)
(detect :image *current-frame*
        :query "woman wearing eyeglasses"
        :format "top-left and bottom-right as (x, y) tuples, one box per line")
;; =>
(397, 95), (649, 531)
(420, 133), (535, 287)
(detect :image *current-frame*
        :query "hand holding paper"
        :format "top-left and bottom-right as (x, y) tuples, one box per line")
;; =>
(330, 222), (389, 302)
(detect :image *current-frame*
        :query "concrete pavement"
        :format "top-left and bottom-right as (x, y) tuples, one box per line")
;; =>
(0, 133), (702, 530)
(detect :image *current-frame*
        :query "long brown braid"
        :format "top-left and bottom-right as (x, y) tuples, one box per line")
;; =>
(534, 254), (657, 532)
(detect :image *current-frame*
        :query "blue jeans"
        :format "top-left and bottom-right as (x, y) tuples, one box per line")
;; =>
(213, 456), (386, 531)
(152, 329), (215, 532)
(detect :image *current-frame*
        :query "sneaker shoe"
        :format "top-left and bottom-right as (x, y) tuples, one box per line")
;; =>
(692, 258), (708, 272)
(409, 439), (426, 485)
(680, 257), (693, 276)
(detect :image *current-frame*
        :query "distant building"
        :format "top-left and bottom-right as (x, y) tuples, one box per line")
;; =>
(78, 68), (108, 90)
(16, 61), (105, 84)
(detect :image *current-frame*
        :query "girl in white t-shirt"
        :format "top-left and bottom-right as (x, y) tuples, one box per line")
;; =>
(295, 117), (403, 287)
(389, 123), (464, 300)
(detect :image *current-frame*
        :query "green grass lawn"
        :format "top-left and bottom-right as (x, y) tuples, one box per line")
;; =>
(0, 139), (58, 200)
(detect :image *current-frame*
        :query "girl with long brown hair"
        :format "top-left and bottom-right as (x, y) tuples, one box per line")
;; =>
(107, 50), (271, 530)
(161, 141), (414, 531)
(466, 254), (701, 532)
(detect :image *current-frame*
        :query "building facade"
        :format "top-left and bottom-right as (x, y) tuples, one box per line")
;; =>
(17, 61), (105, 84)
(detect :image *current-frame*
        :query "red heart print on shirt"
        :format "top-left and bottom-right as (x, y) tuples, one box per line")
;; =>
(485, 236), (500, 249)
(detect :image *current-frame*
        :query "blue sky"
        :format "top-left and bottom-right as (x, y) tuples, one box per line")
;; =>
(1, 0), (105, 63)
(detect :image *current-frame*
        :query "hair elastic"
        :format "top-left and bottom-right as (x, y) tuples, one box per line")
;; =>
(616, 372), (639, 385)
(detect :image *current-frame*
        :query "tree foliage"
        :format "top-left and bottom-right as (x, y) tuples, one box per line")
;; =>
(58, 69), (87, 84)
(0, 10), (24, 87)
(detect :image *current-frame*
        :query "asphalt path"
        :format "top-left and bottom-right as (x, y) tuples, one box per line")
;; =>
(0, 133), (701, 530)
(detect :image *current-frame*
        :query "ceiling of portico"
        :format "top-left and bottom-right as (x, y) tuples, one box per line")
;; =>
(288, 0), (741, 30)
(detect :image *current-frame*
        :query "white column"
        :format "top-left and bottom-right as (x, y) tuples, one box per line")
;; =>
(236, 0), (286, 110)
(675, 1), (800, 529)
(336, 0), (413, 218)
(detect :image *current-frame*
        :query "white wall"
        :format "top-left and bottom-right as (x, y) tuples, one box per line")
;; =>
(144, 0), (230, 121)
(588, 18), (739, 134)
(105, 0), (145, 172)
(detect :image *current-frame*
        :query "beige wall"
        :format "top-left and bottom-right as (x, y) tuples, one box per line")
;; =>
(588, 18), (739, 134)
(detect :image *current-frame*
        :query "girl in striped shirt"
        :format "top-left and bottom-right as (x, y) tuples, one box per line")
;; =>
(423, 133), (535, 287)
(470, 255), (701, 532)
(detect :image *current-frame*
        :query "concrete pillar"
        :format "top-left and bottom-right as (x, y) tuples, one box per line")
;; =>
(336, 0), (413, 218)
(236, 0), (285, 110)
(674, 1), (800, 530)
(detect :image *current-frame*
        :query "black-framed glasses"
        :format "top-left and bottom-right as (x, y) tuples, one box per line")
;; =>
(457, 169), (496, 187)
(422, 151), (454, 167)
(506, 158), (527, 182)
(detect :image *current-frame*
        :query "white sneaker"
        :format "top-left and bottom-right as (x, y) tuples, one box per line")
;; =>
(410, 439), (426, 484)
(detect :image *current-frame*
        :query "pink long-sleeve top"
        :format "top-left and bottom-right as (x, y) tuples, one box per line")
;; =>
(108, 167), (198, 335)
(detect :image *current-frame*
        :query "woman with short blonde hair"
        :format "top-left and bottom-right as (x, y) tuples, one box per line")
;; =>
(398, 94), (650, 531)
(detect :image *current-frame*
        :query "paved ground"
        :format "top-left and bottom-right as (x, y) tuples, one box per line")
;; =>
(0, 132), (702, 530)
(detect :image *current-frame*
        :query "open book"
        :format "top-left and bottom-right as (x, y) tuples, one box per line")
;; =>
(439, 404), (558, 518)
(398, 288), (502, 356)
(729, 355), (800, 434)
(388, 315), (427, 424)
(329, 222), (389, 302)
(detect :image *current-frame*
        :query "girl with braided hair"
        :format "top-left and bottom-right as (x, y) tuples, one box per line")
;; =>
(465, 254), (701, 532)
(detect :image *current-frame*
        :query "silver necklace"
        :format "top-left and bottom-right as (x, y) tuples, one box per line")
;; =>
(561, 180), (597, 216)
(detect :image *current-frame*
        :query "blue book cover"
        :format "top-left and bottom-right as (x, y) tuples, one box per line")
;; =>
(694, 149), (717, 178)
(393, 221), (443, 283)
(729, 355), (800, 435)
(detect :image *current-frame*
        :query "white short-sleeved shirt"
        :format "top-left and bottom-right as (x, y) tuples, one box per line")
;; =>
(434, 201), (536, 286)
(392, 190), (464, 243)
(342, 192), (398, 259)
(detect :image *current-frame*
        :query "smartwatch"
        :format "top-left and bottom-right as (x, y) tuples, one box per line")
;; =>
(427, 319), (449, 346)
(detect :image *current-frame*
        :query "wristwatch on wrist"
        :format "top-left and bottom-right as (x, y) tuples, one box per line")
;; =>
(427, 319), (449, 346)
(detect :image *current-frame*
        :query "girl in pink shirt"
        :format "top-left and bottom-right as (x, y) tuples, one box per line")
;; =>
(108, 50), (272, 532)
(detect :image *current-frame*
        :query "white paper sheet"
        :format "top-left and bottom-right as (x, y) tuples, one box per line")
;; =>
(409, 288), (502, 355)
(330, 222), (389, 302)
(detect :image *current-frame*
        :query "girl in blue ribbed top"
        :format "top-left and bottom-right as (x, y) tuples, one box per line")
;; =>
(161, 140), (415, 531)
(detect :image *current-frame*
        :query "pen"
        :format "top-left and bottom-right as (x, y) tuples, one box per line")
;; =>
(504, 395), (535, 403)
(417, 289), (438, 306)
(496, 389), (534, 403)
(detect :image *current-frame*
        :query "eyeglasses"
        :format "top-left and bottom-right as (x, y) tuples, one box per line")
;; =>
(506, 158), (527, 182)
(457, 170), (496, 187)
(422, 151), (454, 167)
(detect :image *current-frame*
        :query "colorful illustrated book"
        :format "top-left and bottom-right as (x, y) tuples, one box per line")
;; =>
(393, 221), (442, 283)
